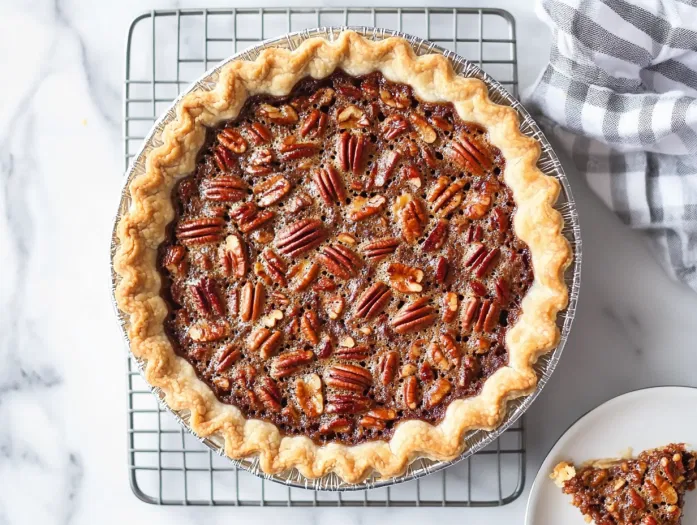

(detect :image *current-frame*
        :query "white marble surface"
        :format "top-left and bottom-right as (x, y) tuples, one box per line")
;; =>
(1, 0), (696, 524)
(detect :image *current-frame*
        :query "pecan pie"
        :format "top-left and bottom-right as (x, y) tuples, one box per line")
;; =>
(115, 31), (571, 483)
(551, 444), (697, 524)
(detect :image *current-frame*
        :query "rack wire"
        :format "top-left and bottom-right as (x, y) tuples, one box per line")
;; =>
(124, 7), (524, 506)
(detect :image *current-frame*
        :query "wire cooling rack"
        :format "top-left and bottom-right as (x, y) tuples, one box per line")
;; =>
(124, 7), (524, 506)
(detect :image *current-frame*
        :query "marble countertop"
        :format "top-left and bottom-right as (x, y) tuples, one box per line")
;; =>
(2, 0), (697, 524)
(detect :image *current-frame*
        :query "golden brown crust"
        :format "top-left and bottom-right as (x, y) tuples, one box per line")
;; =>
(114, 31), (571, 483)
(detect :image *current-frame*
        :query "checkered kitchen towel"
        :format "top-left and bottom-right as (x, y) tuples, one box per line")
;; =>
(525, 0), (697, 291)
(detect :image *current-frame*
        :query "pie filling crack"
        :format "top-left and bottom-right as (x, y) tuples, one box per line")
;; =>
(115, 31), (571, 482)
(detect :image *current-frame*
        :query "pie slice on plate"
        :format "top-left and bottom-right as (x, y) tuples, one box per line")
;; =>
(552, 444), (697, 524)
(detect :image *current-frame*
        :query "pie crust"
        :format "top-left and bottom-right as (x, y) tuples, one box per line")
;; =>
(114, 31), (571, 483)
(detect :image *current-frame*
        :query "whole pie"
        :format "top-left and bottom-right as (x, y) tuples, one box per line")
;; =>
(551, 444), (697, 524)
(115, 31), (571, 483)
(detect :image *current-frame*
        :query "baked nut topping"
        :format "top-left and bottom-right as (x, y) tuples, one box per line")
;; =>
(114, 30), (573, 485)
(552, 444), (697, 525)
(156, 70), (536, 445)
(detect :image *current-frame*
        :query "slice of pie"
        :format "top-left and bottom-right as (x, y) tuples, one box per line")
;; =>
(114, 31), (571, 483)
(552, 444), (697, 524)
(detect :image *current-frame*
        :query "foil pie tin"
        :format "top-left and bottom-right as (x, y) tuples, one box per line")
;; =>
(110, 26), (582, 491)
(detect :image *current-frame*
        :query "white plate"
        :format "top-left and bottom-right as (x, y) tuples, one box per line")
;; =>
(526, 386), (697, 525)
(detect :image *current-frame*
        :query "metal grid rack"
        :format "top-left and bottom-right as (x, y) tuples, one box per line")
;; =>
(124, 7), (524, 506)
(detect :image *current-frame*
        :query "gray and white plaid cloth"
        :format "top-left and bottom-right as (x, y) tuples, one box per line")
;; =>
(525, 0), (697, 291)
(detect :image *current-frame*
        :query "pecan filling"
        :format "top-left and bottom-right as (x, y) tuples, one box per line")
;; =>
(158, 71), (534, 445)
(558, 445), (697, 525)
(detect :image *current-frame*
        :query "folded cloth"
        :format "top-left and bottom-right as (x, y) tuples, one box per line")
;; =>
(525, 0), (697, 291)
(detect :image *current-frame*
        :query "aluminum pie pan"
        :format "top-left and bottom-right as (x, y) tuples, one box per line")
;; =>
(110, 26), (582, 491)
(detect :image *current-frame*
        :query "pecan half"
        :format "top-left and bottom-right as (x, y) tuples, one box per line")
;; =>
(202, 175), (246, 202)
(428, 177), (466, 216)
(325, 364), (373, 392)
(378, 351), (399, 385)
(245, 147), (275, 175)
(427, 342), (452, 372)
(318, 244), (362, 280)
(337, 132), (366, 175)
(300, 109), (328, 138)
(213, 146), (235, 171)
(300, 310), (321, 345)
(220, 235), (247, 278)
(354, 282), (392, 320)
(306, 86), (335, 108)
(337, 105), (370, 129)
(261, 249), (287, 286)
(348, 195), (387, 222)
(467, 224), (484, 242)
(387, 263), (424, 293)
(253, 175), (291, 207)
(360, 408), (397, 430)
(163, 245), (187, 276)
(394, 194), (427, 244)
(257, 103), (298, 125)
(314, 165), (346, 205)
(463, 193), (493, 220)
(270, 350), (314, 379)
(218, 128), (247, 154)
(334, 344), (371, 361)
(239, 281), (265, 322)
(450, 135), (493, 176)
(442, 292), (459, 323)
(409, 113), (436, 143)
(316, 337), (333, 359)
(431, 115), (453, 131)
(379, 87), (410, 109)
(465, 244), (500, 278)
(189, 277), (225, 317)
(247, 122), (272, 144)
(256, 376), (282, 412)
(292, 261), (320, 292)
(435, 257), (449, 284)
(421, 144), (437, 169)
(230, 202), (275, 233)
(295, 374), (324, 417)
(391, 297), (437, 334)
(188, 320), (229, 342)
(401, 164), (422, 190)
(367, 150), (401, 190)
(325, 393), (371, 415)
(278, 140), (320, 162)
(492, 208), (509, 232)
(319, 417), (353, 435)
(286, 192), (313, 213)
(215, 345), (241, 373)
(440, 332), (461, 366)
(176, 217), (225, 245)
(234, 364), (257, 388)
(276, 218), (327, 257)
(247, 327), (283, 359)
(458, 356), (481, 388)
(424, 378), (452, 408)
(382, 114), (410, 140)
(401, 376), (419, 410)
(361, 237), (399, 261)
(423, 220), (449, 252)
(336, 83), (363, 98)
(421, 361), (436, 382)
